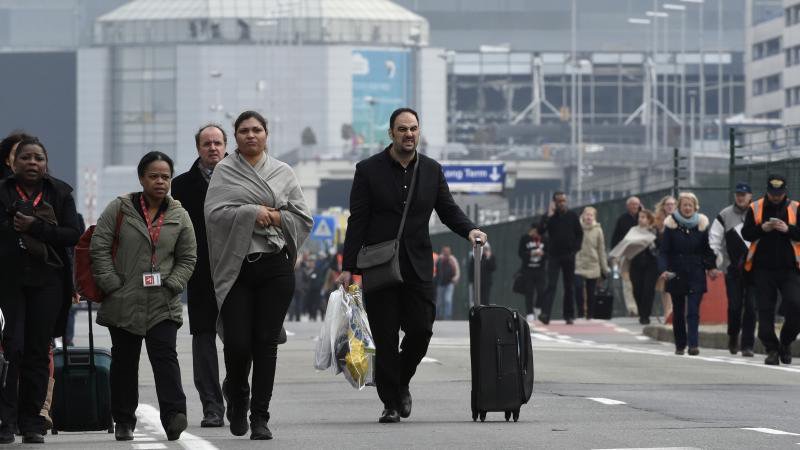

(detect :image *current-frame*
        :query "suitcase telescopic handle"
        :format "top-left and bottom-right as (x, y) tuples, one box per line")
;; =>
(473, 239), (483, 308)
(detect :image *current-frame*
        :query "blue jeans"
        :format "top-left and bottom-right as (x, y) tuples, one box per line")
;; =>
(672, 292), (703, 349)
(436, 283), (455, 320)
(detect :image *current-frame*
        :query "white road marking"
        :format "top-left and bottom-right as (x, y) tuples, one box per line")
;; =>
(742, 427), (800, 436)
(285, 329), (296, 336)
(421, 356), (439, 363)
(593, 447), (701, 450)
(635, 336), (650, 341)
(137, 404), (219, 450)
(132, 444), (167, 450)
(586, 397), (627, 405)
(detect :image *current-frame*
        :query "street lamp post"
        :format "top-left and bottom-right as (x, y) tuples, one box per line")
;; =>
(689, 90), (697, 186)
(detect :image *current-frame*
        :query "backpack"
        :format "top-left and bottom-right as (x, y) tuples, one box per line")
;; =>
(74, 211), (123, 303)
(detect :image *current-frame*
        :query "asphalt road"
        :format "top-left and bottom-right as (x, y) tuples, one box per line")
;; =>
(36, 309), (800, 449)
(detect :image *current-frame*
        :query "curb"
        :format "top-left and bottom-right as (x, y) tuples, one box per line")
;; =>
(641, 324), (800, 357)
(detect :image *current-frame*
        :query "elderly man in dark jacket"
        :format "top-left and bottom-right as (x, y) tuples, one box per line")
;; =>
(539, 192), (583, 325)
(171, 124), (226, 427)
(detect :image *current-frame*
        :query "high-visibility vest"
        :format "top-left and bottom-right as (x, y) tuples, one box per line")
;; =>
(744, 198), (800, 271)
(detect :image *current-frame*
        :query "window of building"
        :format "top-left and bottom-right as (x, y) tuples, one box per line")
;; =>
(753, 37), (781, 61)
(788, 4), (800, 26)
(753, 74), (781, 96)
(786, 45), (800, 66)
(786, 86), (800, 107)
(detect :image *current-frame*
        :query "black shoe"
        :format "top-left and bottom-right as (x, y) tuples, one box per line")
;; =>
(779, 345), (792, 365)
(675, 348), (685, 355)
(21, 432), (44, 444)
(765, 351), (780, 365)
(0, 425), (14, 444)
(165, 413), (187, 441)
(539, 314), (550, 325)
(565, 318), (574, 325)
(728, 336), (739, 355)
(378, 409), (400, 423)
(250, 416), (273, 440)
(639, 317), (651, 325)
(224, 381), (250, 437)
(398, 388), (412, 419)
(114, 423), (134, 441)
(741, 348), (754, 357)
(201, 412), (224, 428)
(688, 347), (699, 356)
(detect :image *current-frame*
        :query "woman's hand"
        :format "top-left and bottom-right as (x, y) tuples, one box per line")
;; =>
(255, 205), (272, 228)
(13, 212), (36, 233)
(707, 268), (722, 280)
(266, 207), (282, 227)
(659, 271), (675, 281)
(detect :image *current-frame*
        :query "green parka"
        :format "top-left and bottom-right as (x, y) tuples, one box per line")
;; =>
(90, 194), (197, 336)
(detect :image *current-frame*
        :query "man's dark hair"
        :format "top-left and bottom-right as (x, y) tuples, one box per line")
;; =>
(389, 107), (419, 129)
(1, 130), (35, 166)
(552, 191), (565, 200)
(194, 123), (227, 147)
(233, 110), (268, 133)
(137, 151), (174, 177)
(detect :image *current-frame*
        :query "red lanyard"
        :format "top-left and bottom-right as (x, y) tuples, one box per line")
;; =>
(15, 185), (43, 207)
(139, 195), (165, 270)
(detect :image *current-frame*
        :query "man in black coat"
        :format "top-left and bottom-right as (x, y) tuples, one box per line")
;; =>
(338, 108), (486, 423)
(171, 124), (226, 427)
(539, 192), (583, 325)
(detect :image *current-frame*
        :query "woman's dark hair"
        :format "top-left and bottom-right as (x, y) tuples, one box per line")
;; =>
(389, 107), (419, 129)
(14, 137), (48, 161)
(233, 110), (268, 133)
(1, 131), (35, 165)
(137, 151), (174, 177)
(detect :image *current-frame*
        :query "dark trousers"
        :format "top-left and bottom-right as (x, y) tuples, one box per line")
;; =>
(725, 271), (757, 350)
(574, 276), (597, 319)
(109, 320), (186, 429)
(630, 260), (659, 322)
(192, 332), (224, 417)
(522, 269), (546, 315)
(671, 292), (703, 349)
(364, 280), (435, 409)
(541, 255), (576, 320)
(753, 268), (800, 352)
(0, 276), (62, 432)
(221, 252), (294, 421)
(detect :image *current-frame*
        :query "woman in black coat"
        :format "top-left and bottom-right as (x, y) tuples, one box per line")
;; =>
(658, 192), (720, 356)
(0, 138), (81, 443)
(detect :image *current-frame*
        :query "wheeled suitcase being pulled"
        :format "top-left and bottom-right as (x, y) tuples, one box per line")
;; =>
(469, 240), (534, 422)
(52, 301), (114, 433)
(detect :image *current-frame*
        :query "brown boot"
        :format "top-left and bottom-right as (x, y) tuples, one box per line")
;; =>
(40, 377), (55, 430)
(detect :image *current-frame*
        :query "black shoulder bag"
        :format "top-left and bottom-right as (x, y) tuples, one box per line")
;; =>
(356, 156), (420, 293)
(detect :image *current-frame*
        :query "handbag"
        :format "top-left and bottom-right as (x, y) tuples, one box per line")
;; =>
(512, 270), (527, 295)
(356, 155), (420, 293)
(74, 210), (124, 302)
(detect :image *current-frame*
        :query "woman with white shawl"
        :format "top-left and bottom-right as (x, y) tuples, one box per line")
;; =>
(610, 209), (659, 324)
(205, 111), (312, 440)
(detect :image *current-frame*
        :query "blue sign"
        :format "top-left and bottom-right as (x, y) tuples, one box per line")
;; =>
(442, 163), (506, 193)
(310, 215), (336, 241)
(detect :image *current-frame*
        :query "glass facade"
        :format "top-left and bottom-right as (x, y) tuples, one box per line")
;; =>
(110, 46), (177, 165)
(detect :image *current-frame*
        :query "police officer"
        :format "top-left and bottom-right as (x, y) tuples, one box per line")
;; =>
(741, 175), (800, 365)
(709, 182), (756, 357)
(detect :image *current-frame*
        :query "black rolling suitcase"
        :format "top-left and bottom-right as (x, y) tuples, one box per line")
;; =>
(469, 240), (533, 422)
(593, 280), (614, 320)
(52, 301), (114, 433)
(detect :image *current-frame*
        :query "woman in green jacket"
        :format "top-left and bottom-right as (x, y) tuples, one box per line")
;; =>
(90, 152), (197, 442)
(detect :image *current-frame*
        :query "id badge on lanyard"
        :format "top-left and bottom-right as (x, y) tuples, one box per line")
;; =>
(140, 196), (165, 288)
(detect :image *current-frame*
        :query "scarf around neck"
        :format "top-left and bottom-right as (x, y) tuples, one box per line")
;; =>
(672, 211), (700, 229)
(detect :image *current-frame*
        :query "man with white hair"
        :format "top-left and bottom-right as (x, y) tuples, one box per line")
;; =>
(612, 196), (642, 316)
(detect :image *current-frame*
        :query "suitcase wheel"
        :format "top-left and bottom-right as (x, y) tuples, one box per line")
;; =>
(513, 409), (520, 422)
(51, 429), (58, 435)
(504, 411), (511, 422)
(479, 411), (486, 422)
(471, 410), (478, 422)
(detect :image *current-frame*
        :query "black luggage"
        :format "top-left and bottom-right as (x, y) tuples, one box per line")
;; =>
(593, 281), (614, 320)
(52, 301), (113, 433)
(469, 240), (533, 422)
